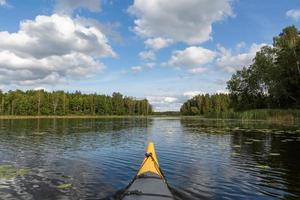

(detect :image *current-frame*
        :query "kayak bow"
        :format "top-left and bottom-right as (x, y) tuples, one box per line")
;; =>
(120, 142), (174, 200)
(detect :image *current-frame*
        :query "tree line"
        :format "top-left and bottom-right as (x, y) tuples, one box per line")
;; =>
(227, 25), (300, 110)
(180, 94), (230, 115)
(0, 90), (152, 116)
(181, 25), (300, 115)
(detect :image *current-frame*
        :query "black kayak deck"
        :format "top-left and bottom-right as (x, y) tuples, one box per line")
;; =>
(121, 172), (174, 200)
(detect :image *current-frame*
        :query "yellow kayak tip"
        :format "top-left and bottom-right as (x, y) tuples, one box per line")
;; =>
(137, 142), (163, 178)
(119, 142), (174, 199)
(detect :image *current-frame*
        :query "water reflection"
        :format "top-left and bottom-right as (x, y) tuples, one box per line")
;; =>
(179, 118), (300, 199)
(0, 117), (299, 199)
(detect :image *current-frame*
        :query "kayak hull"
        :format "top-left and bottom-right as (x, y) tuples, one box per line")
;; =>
(120, 143), (174, 200)
(122, 172), (173, 200)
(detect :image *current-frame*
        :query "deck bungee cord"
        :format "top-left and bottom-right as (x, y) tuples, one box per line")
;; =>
(118, 142), (174, 200)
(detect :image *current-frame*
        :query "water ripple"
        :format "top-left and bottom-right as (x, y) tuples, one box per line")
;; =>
(0, 118), (300, 199)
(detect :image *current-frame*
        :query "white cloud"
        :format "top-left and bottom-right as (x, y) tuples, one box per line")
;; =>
(130, 62), (156, 73)
(235, 42), (246, 51)
(148, 89), (228, 111)
(55, 0), (101, 14)
(0, 14), (115, 86)
(148, 92), (205, 111)
(128, 0), (233, 45)
(147, 96), (181, 111)
(139, 51), (156, 61)
(144, 37), (173, 50)
(216, 89), (229, 94)
(187, 67), (208, 74)
(131, 66), (143, 73)
(0, 14), (115, 59)
(167, 46), (216, 69)
(164, 97), (177, 103)
(144, 62), (155, 68)
(75, 17), (123, 44)
(216, 43), (267, 73)
(0, 0), (6, 6)
(286, 9), (300, 21)
(183, 91), (203, 98)
(33, 87), (49, 91)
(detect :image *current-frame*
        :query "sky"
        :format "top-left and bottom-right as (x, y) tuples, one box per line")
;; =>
(0, 0), (299, 111)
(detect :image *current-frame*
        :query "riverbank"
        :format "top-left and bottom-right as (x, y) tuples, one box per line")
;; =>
(0, 109), (299, 123)
(0, 115), (150, 119)
(201, 109), (300, 123)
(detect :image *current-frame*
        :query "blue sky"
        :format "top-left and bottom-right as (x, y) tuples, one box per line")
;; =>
(0, 0), (299, 111)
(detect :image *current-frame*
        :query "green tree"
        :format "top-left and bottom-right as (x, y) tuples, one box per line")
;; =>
(227, 25), (300, 110)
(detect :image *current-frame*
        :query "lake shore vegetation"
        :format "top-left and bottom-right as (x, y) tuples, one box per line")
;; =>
(180, 26), (300, 121)
(0, 90), (152, 116)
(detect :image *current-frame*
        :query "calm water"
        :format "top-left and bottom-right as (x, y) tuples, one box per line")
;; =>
(0, 117), (300, 200)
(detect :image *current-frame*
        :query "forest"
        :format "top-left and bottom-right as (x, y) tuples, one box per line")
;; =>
(0, 90), (152, 116)
(181, 26), (300, 117)
(180, 94), (230, 115)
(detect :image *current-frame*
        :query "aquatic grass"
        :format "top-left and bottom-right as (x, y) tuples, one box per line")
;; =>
(0, 165), (16, 179)
(0, 165), (30, 180)
(57, 183), (72, 189)
(17, 168), (30, 176)
(203, 109), (300, 122)
(256, 165), (270, 169)
(251, 139), (262, 142)
(244, 142), (253, 145)
(269, 153), (280, 156)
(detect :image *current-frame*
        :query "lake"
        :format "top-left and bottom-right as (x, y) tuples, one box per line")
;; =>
(0, 117), (300, 200)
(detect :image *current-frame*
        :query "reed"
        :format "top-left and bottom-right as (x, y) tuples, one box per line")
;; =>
(204, 109), (300, 122)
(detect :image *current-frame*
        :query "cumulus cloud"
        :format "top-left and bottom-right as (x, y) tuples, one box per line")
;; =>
(139, 51), (156, 61)
(148, 92), (204, 111)
(148, 89), (228, 111)
(166, 46), (215, 70)
(130, 62), (156, 73)
(216, 43), (267, 73)
(286, 9), (300, 21)
(144, 37), (173, 50)
(147, 96), (181, 111)
(0, 14), (115, 86)
(0, 14), (115, 59)
(183, 91), (203, 99)
(74, 16), (123, 44)
(55, 0), (101, 14)
(128, 0), (233, 45)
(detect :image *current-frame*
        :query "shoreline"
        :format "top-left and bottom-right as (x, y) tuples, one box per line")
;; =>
(0, 115), (298, 124)
(0, 115), (151, 119)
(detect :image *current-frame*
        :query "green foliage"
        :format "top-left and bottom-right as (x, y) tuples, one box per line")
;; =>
(180, 93), (230, 116)
(181, 26), (300, 119)
(209, 109), (300, 121)
(0, 90), (152, 116)
(227, 25), (300, 110)
(152, 111), (181, 116)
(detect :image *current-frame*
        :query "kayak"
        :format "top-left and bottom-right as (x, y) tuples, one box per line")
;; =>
(119, 142), (174, 200)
